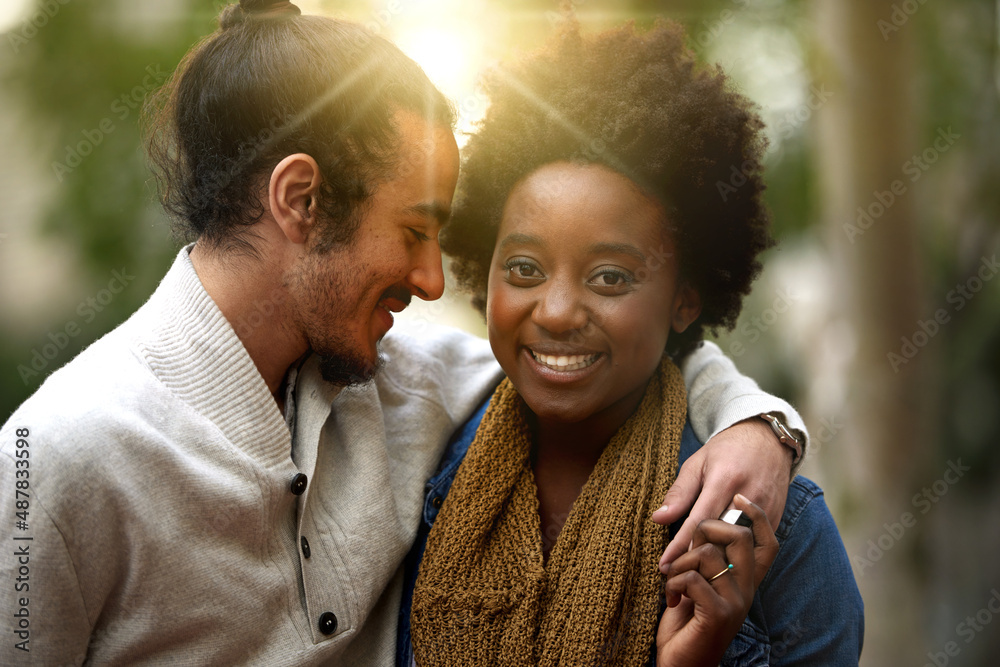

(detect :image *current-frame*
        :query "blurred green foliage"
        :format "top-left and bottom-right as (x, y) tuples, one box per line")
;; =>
(1, 1), (212, 413)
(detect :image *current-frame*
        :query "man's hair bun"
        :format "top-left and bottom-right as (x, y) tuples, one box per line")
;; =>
(219, 0), (301, 30)
(145, 0), (454, 255)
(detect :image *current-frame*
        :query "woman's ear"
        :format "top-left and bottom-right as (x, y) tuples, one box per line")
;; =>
(671, 283), (702, 333)
(268, 153), (321, 245)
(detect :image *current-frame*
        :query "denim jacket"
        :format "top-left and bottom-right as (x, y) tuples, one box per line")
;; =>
(397, 397), (864, 666)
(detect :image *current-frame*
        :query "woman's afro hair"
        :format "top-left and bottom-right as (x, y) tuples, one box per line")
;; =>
(441, 18), (774, 354)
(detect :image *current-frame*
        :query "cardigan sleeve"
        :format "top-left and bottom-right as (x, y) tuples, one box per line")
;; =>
(1, 444), (93, 666)
(680, 341), (810, 473)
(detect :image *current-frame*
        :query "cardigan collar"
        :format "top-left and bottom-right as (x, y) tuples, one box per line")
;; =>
(134, 245), (294, 469)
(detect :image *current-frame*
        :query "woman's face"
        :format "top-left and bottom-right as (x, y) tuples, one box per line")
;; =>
(486, 161), (701, 426)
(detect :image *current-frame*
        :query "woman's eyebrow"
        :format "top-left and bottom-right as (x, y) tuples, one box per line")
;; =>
(497, 233), (544, 253)
(586, 242), (646, 262)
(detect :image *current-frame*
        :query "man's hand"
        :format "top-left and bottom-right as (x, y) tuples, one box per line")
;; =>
(652, 417), (793, 570)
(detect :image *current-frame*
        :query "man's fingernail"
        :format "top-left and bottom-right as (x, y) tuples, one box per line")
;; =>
(652, 505), (669, 516)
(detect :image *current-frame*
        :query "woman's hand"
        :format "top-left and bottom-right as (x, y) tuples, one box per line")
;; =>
(655, 494), (779, 667)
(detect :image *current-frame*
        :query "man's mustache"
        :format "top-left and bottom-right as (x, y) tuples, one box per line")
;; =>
(380, 285), (412, 307)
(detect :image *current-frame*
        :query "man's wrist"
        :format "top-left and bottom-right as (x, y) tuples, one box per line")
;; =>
(758, 412), (803, 466)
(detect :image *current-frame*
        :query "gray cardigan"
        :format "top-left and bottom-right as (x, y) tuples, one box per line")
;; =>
(0, 248), (806, 665)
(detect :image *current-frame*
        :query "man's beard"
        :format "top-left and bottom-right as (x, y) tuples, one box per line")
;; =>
(316, 346), (384, 386)
(291, 243), (405, 387)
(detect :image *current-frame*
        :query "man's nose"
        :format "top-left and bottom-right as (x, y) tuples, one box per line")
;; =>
(406, 242), (446, 301)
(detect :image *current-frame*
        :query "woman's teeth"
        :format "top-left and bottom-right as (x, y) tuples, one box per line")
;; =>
(530, 350), (599, 371)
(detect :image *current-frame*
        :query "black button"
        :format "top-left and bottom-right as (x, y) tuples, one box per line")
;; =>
(318, 611), (338, 635)
(290, 473), (308, 496)
(431, 496), (443, 510)
(301, 535), (311, 559)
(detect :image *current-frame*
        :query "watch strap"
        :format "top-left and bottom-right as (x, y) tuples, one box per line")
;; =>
(759, 412), (804, 464)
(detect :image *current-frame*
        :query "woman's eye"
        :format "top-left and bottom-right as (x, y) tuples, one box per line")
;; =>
(589, 269), (634, 292)
(503, 259), (543, 283)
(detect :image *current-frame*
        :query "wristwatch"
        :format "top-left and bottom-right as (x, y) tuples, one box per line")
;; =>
(759, 413), (803, 465)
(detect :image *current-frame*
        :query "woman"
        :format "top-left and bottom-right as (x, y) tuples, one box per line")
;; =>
(398, 18), (863, 666)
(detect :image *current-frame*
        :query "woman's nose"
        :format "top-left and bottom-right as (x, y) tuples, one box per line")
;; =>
(531, 281), (588, 334)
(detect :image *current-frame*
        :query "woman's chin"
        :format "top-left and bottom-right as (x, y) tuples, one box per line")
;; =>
(518, 392), (591, 425)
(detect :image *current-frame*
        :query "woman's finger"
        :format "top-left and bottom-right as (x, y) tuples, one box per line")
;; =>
(663, 542), (738, 607)
(681, 517), (755, 602)
(733, 493), (780, 586)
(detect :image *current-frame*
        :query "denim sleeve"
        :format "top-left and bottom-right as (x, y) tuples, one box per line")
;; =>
(755, 476), (865, 666)
(671, 428), (863, 666)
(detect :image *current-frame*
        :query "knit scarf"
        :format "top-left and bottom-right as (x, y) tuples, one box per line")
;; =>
(411, 357), (686, 666)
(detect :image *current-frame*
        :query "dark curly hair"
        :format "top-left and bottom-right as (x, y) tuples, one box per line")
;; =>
(441, 19), (773, 354)
(144, 1), (454, 256)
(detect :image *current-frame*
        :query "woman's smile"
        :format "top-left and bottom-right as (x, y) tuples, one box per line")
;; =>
(528, 349), (602, 372)
(486, 161), (702, 429)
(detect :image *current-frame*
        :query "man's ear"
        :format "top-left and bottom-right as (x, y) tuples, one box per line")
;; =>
(268, 153), (321, 245)
(671, 283), (702, 334)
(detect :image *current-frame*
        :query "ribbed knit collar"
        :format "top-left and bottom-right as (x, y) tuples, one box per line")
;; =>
(135, 246), (293, 469)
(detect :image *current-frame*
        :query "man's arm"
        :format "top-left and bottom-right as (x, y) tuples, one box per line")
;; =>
(679, 340), (808, 465)
(1, 439), (92, 665)
(654, 341), (810, 568)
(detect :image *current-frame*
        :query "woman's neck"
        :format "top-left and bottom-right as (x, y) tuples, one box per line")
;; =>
(532, 417), (613, 465)
(529, 386), (647, 558)
(532, 412), (624, 559)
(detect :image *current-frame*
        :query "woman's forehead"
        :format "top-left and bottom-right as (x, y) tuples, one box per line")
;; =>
(498, 162), (668, 247)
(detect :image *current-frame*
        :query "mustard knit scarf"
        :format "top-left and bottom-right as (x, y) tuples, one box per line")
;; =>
(411, 357), (686, 666)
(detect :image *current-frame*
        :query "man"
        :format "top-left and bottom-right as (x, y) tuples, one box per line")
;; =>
(0, 2), (807, 664)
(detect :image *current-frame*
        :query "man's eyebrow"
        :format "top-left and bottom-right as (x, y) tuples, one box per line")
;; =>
(496, 233), (544, 253)
(404, 201), (451, 225)
(585, 241), (646, 262)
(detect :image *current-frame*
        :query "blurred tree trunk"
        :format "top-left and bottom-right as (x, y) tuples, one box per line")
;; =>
(813, 0), (932, 663)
